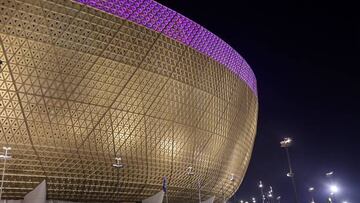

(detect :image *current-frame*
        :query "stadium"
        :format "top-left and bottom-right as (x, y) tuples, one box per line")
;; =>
(0, 0), (258, 202)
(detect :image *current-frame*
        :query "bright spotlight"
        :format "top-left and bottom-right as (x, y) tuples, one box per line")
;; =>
(330, 184), (339, 194)
(326, 171), (334, 177)
(280, 137), (292, 148)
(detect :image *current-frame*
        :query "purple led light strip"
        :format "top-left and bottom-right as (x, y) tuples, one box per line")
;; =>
(75, 0), (257, 95)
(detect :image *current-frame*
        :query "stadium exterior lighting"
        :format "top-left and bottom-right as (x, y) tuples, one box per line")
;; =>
(0, 147), (12, 200)
(112, 157), (124, 168)
(230, 173), (235, 182)
(186, 166), (195, 176)
(280, 137), (299, 203)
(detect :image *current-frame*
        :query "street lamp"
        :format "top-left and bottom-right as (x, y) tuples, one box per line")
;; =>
(252, 197), (256, 203)
(326, 171), (338, 203)
(230, 173), (235, 182)
(267, 186), (274, 203)
(258, 180), (265, 203)
(276, 196), (281, 203)
(280, 137), (299, 203)
(223, 173), (235, 203)
(0, 147), (12, 200)
(186, 166), (202, 203)
(112, 157), (124, 168)
(308, 187), (315, 203)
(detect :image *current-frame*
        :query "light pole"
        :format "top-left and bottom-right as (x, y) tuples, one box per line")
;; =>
(112, 157), (124, 168)
(197, 179), (201, 203)
(223, 173), (235, 203)
(276, 196), (281, 203)
(186, 166), (201, 203)
(328, 184), (339, 203)
(326, 171), (338, 203)
(252, 197), (256, 203)
(308, 187), (315, 203)
(0, 147), (12, 200)
(258, 181), (265, 203)
(280, 137), (299, 203)
(267, 186), (273, 203)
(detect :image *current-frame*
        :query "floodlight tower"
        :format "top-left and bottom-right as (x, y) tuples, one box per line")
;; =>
(308, 187), (315, 203)
(280, 137), (299, 203)
(326, 171), (338, 203)
(328, 184), (339, 203)
(0, 147), (12, 200)
(258, 180), (265, 203)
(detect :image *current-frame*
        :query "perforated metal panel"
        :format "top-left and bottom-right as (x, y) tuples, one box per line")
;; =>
(0, 0), (258, 202)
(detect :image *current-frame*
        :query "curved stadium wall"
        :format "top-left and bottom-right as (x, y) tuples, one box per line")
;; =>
(0, 0), (258, 202)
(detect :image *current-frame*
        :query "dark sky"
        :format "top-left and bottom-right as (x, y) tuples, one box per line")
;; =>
(155, 0), (359, 202)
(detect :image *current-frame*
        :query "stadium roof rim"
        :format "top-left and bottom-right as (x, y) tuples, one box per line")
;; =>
(75, 0), (257, 95)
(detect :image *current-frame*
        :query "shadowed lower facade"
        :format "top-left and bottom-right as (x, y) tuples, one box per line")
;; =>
(0, 0), (258, 202)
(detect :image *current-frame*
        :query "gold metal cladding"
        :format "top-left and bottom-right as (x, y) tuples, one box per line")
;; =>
(0, 0), (258, 202)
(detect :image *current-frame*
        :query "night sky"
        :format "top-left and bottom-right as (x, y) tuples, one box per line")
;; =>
(155, 0), (359, 202)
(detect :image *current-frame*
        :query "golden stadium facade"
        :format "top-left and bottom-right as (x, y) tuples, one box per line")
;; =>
(0, 0), (258, 202)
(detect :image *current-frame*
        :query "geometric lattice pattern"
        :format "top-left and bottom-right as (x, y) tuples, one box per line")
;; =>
(75, 0), (258, 95)
(0, 0), (258, 202)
